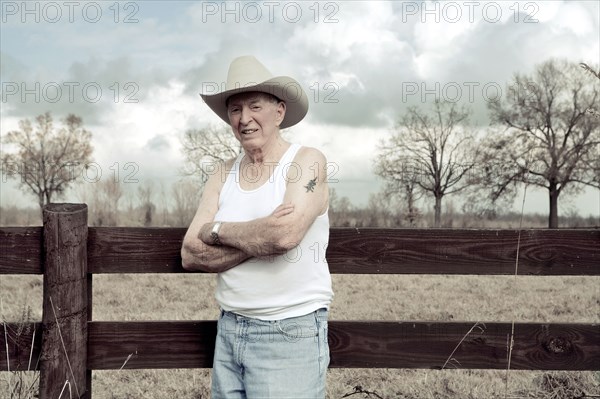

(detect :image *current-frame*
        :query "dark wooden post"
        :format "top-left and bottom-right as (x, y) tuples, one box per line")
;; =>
(39, 204), (89, 399)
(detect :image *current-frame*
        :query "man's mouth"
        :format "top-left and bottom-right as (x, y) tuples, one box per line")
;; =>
(241, 128), (258, 135)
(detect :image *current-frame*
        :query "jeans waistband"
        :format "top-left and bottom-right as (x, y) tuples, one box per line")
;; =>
(220, 308), (328, 322)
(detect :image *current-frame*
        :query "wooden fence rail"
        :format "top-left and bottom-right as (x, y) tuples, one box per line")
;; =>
(1, 203), (599, 399)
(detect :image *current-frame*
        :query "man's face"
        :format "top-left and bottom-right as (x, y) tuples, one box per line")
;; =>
(226, 92), (286, 148)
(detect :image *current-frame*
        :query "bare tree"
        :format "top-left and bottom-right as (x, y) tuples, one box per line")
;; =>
(376, 172), (423, 227)
(580, 62), (600, 119)
(137, 182), (155, 227)
(172, 179), (202, 227)
(402, 178), (422, 227)
(158, 182), (169, 226)
(180, 125), (241, 184)
(485, 59), (599, 228)
(328, 188), (355, 227)
(2, 112), (93, 211)
(375, 100), (478, 227)
(96, 179), (123, 226)
(365, 191), (405, 227)
(76, 178), (123, 226)
(104, 179), (123, 225)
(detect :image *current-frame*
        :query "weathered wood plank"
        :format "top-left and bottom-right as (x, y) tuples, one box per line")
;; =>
(0, 227), (43, 274)
(2, 227), (599, 275)
(87, 321), (216, 370)
(87, 228), (600, 275)
(4, 321), (599, 371)
(87, 227), (184, 274)
(84, 321), (600, 370)
(327, 229), (600, 275)
(328, 321), (600, 370)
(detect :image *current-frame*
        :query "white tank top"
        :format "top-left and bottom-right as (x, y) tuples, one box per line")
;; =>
(214, 144), (333, 320)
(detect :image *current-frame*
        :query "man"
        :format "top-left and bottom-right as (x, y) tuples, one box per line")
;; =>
(181, 55), (333, 398)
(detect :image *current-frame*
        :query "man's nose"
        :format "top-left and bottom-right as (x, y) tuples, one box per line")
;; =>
(240, 106), (252, 125)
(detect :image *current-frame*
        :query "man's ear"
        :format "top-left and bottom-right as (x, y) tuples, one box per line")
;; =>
(276, 101), (286, 125)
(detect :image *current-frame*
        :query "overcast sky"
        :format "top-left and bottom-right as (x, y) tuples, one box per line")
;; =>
(1, 0), (599, 217)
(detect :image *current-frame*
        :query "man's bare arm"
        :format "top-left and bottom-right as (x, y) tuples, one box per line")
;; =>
(181, 238), (251, 273)
(198, 147), (328, 257)
(181, 160), (251, 273)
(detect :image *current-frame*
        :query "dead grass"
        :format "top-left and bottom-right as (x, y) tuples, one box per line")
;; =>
(1, 273), (599, 398)
(1, 304), (39, 399)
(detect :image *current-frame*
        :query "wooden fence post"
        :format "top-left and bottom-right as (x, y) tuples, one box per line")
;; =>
(39, 203), (89, 399)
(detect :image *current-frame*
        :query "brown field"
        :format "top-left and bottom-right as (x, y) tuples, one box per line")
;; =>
(2, 272), (599, 399)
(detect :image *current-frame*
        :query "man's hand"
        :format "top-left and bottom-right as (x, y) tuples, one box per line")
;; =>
(199, 203), (296, 245)
(271, 202), (295, 218)
(199, 221), (216, 245)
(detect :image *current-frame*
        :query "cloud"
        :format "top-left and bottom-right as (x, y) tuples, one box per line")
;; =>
(283, 2), (417, 127)
(1, 54), (173, 125)
(144, 134), (171, 152)
(1, 0), (598, 214)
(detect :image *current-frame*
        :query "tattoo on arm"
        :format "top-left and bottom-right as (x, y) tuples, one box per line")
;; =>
(304, 177), (317, 193)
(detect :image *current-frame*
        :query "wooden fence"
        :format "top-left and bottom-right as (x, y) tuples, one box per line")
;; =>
(1, 203), (599, 399)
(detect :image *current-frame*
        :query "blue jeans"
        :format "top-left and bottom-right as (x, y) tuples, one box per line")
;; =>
(211, 308), (330, 398)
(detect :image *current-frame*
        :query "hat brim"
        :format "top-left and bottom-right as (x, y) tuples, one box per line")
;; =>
(200, 76), (308, 129)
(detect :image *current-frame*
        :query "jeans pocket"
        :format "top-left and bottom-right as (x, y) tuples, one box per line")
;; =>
(275, 317), (319, 341)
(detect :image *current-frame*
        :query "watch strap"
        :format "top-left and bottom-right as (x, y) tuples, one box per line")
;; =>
(210, 221), (222, 245)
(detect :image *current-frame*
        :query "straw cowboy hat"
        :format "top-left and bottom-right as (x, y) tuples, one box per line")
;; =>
(200, 55), (309, 129)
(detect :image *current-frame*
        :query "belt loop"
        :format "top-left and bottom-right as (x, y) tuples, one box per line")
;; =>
(316, 307), (327, 320)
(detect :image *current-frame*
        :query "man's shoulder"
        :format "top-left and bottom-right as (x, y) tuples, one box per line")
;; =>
(294, 146), (327, 166)
(210, 156), (238, 174)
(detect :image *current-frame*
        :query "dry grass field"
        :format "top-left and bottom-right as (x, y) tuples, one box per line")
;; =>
(2, 272), (599, 399)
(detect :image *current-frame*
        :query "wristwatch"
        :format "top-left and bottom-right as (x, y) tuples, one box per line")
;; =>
(210, 221), (223, 245)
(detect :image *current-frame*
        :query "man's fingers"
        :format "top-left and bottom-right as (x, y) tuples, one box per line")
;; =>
(272, 203), (295, 217)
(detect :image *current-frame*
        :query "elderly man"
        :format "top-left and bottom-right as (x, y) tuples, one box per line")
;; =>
(181, 55), (333, 399)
